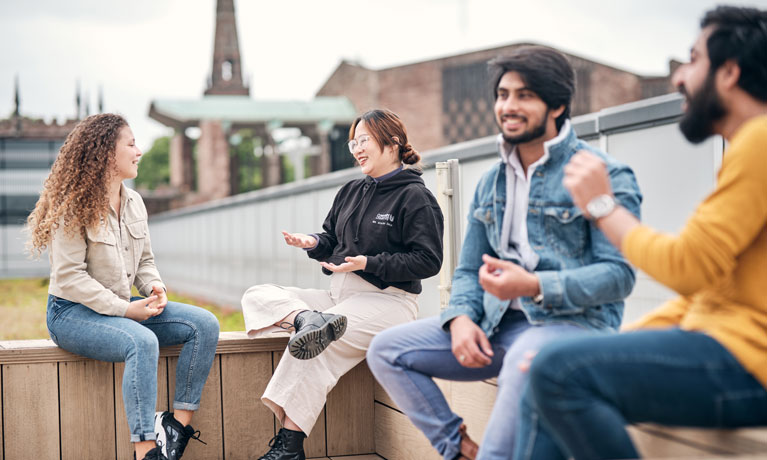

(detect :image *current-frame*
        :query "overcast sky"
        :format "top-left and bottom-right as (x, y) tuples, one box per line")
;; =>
(2, 0), (766, 151)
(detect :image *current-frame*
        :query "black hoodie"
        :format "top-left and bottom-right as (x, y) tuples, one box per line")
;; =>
(307, 168), (444, 294)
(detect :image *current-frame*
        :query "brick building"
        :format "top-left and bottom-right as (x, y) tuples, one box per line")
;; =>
(317, 43), (676, 151)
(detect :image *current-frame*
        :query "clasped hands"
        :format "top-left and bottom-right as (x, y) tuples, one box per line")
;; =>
(125, 285), (167, 322)
(282, 230), (367, 272)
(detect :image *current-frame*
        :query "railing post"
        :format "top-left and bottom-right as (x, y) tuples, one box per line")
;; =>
(435, 159), (462, 311)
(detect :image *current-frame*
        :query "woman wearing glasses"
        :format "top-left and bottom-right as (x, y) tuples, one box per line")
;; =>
(242, 109), (444, 459)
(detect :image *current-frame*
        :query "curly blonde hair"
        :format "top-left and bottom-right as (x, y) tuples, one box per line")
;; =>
(26, 113), (128, 257)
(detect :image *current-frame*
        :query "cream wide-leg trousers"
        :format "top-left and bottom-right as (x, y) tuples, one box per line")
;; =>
(241, 272), (418, 434)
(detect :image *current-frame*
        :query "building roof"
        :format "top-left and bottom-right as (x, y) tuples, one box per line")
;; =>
(148, 95), (357, 129)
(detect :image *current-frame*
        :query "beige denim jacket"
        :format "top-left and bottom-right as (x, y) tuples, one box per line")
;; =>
(48, 184), (165, 317)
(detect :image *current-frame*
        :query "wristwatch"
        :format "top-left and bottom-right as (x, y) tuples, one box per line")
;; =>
(586, 194), (616, 220)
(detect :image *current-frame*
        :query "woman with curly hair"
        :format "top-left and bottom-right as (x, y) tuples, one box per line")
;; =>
(27, 114), (219, 460)
(241, 109), (444, 459)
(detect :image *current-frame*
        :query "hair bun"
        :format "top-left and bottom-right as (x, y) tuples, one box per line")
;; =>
(401, 144), (420, 165)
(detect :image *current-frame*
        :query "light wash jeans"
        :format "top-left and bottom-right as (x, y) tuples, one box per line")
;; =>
(46, 294), (220, 442)
(367, 310), (588, 460)
(514, 329), (767, 460)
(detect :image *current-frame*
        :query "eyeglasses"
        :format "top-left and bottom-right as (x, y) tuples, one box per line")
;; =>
(348, 134), (371, 154)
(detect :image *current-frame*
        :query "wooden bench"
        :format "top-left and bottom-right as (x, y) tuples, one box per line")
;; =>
(3, 334), (766, 459)
(373, 377), (767, 459)
(0, 332), (376, 460)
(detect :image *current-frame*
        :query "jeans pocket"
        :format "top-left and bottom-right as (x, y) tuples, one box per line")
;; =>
(48, 296), (77, 331)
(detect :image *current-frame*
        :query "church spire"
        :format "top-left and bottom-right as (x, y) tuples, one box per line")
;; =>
(205, 0), (249, 96)
(13, 74), (20, 117)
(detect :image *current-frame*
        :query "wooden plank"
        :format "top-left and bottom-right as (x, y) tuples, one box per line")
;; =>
(59, 360), (116, 459)
(374, 402), (440, 460)
(1, 367), (3, 460)
(643, 426), (767, 455)
(329, 455), (384, 460)
(0, 334), (289, 365)
(115, 359), (169, 460)
(630, 424), (767, 458)
(2, 363), (60, 459)
(449, 380), (497, 444)
(629, 425), (720, 458)
(326, 361), (375, 456)
(167, 355), (223, 460)
(221, 352), (274, 460)
(272, 350), (327, 458)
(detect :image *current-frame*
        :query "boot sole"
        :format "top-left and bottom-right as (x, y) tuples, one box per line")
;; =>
(288, 315), (347, 360)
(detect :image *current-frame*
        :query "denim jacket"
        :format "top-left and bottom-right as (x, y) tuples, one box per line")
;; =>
(440, 122), (642, 337)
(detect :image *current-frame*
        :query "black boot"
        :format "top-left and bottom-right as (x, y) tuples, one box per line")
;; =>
(288, 310), (347, 360)
(258, 428), (306, 460)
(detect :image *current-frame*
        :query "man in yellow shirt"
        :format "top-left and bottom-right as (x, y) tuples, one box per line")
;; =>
(512, 5), (767, 460)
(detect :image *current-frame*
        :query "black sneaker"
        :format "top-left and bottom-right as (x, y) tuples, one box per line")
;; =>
(288, 310), (347, 360)
(258, 428), (306, 460)
(141, 444), (169, 460)
(154, 411), (206, 460)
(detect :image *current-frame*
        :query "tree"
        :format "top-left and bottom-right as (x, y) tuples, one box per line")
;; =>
(136, 136), (171, 190)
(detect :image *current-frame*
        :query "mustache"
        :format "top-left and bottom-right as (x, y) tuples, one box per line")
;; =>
(501, 114), (527, 122)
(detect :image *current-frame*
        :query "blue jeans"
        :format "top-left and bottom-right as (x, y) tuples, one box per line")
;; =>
(367, 310), (588, 460)
(514, 329), (767, 460)
(46, 295), (220, 442)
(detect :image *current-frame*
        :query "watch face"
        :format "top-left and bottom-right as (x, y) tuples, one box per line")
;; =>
(587, 195), (615, 219)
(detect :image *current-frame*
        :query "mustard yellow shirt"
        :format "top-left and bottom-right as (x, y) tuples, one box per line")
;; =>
(623, 114), (767, 388)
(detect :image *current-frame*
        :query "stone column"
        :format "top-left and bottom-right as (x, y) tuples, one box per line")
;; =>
(169, 130), (194, 192)
(261, 148), (283, 188)
(197, 120), (231, 200)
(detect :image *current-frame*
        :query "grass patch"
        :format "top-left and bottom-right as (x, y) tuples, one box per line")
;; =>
(0, 278), (244, 341)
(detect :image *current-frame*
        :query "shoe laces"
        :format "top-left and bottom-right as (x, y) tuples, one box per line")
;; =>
(175, 428), (206, 458)
(259, 433), (286, 460)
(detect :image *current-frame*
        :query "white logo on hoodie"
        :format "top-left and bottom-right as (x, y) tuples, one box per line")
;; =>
(373, 212), (395, 226)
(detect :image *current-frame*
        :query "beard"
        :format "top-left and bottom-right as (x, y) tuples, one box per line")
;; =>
(678, 71), (726, 144)
(500, 108), (550, 145)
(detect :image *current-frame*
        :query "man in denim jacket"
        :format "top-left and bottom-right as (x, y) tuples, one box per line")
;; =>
(367, 46), (642, 460)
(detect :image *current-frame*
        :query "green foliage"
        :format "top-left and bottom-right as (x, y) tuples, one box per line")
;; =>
(230, 129), (263, 193)
(136, 136), (171, 190)
(282, 154), (295, 183)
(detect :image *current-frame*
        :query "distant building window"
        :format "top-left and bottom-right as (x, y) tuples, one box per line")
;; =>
(222, 61), (233, 81)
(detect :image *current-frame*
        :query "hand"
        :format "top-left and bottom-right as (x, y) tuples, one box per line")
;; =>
(478, 254), (539, 300)
(282, 231), (317, 249)
(319, 255), (367, 273)
(562, 150), (613, 217)
(449, 315), (494, 368)
(124, 295), (160, 322)
(146, 285), (168, 312)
